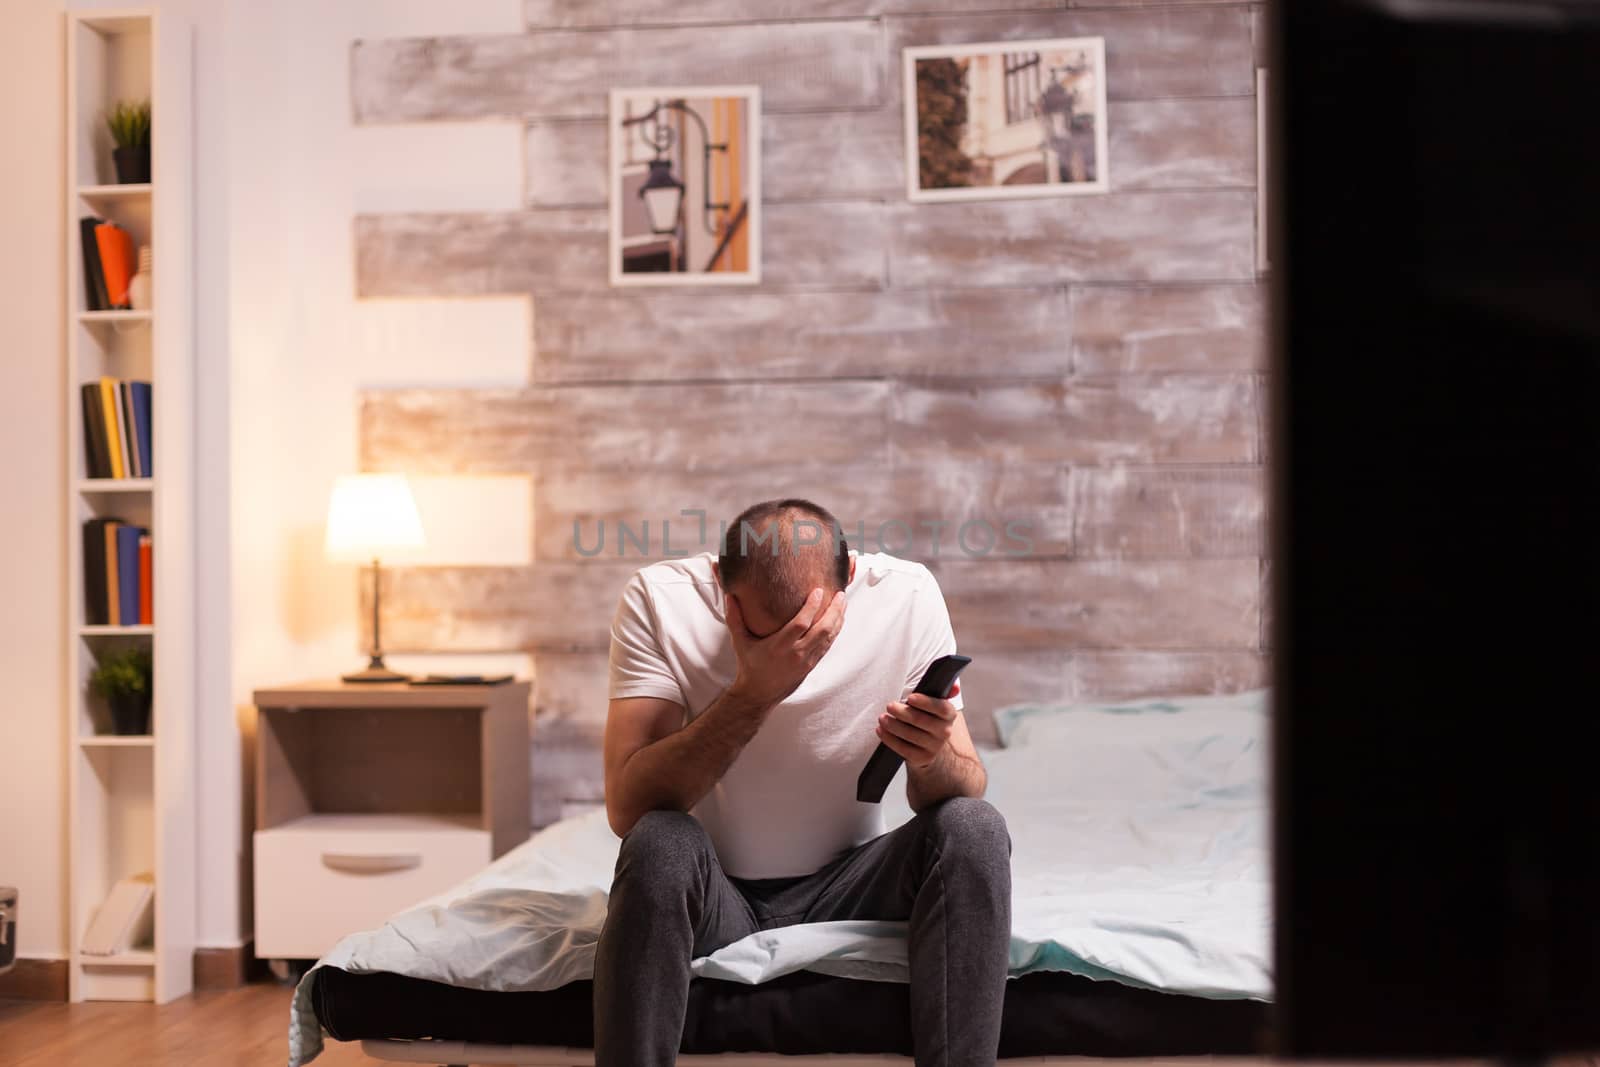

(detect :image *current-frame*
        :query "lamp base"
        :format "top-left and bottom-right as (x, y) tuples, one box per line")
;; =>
(341, 656), (410, 685)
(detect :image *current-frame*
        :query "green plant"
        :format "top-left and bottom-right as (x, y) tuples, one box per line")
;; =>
(105, 99), (152, 149)
(89, 646), (153, 700)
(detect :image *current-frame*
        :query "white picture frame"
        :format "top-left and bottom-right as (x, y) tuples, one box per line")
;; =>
(902, 37), (1109, 204)
(608, 85), (762, 287)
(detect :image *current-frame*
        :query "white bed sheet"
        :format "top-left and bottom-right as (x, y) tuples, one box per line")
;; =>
(289, 690), (1271, 1066)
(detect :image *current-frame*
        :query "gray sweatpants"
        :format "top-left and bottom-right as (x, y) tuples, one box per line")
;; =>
(593, 797), (1013, 1067)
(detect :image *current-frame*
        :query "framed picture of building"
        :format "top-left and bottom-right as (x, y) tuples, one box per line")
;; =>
(609, 86), (761, 286)
(903, 38), (1109, 203)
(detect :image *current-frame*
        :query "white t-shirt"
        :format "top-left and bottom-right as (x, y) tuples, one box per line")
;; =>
(607, 550), (963, 879)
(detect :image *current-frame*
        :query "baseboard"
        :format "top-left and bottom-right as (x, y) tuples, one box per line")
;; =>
(193, 940), (269, 990)
(0, 957), (69, 1001)
(0, 945), (266, 999)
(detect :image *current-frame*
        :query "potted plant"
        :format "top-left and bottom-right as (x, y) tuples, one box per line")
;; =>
(89, 646), (153, 735)
(106, 99), (151, 184)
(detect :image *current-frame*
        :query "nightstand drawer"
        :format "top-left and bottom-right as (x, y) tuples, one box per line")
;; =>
(254, 814), (490, 959)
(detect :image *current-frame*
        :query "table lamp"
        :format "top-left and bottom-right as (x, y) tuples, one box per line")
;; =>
(325, 473), (425, 683)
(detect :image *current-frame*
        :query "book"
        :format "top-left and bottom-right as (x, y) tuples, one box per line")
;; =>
(80, 872), (154, 956)
(82, 518), (114, 626)
(119, 382), (139, 478)
(138, 534), (153, 625)
(115, 381), (133, 478)
(409, 674), (514, 686)
(98, 379), (125, 480)
(103, 520), (122, 624)
(79, 216), (109, 311)
(116, 525), (142, 626)
(117, 382), (132, 478)
(94, 222), (135, 309)
(80, 382), (111, 479)
(129, 381), (153, 478)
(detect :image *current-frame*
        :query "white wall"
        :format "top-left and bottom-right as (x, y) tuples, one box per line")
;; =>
(220, 0), (528, 947)
(0, 0), (67, 959)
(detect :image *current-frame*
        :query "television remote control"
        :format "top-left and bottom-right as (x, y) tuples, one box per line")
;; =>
(856, 654), (972, 803)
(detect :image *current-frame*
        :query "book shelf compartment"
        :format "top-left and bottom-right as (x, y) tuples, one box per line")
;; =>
(71, 17), (152, 190)
(74, 371), (153, 483)
(78, 744), (155, 860)
(78, 312), (152, 383)
(78, 196), (152, 248)
(76, 487), (152, 527)
(79, 962), (155, 1001)
(74, 186), (152, 312)
(74, 743), (157, 998)
(76, 630), (155, 740)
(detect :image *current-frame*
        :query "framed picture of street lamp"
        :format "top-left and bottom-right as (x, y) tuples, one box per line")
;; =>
(608, 86), (762, 286)
(903, 38), (1109, 203)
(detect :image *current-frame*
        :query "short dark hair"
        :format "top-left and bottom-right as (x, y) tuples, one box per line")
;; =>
(718, 498), (851, 619)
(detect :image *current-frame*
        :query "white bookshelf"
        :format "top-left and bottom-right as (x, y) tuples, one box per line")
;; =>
(64, 8), (194, 1005)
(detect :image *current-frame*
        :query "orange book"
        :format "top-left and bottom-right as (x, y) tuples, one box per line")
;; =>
(138, 535), (152, 625)
(94, 223), (135, 308)
(98, 379), (126, 479)
(103, 521), (122, 625)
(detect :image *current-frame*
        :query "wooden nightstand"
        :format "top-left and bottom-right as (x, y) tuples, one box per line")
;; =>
(252, 679), (531, 962)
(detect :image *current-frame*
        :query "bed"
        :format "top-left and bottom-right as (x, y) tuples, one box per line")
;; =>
(292, 690), (1272, 1066)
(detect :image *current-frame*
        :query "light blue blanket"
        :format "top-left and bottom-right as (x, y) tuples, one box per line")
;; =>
(289, 689), (1271, 1065)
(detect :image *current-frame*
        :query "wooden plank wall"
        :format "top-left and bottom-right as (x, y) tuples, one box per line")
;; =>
(351, 0), (1269, 825)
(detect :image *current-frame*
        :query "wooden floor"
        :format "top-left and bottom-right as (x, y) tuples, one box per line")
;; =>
(0, 982), (375, 1067)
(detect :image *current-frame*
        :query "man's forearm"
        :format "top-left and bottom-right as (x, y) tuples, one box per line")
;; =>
(610, 685), (772, 833)
(907, 745), (987, 812)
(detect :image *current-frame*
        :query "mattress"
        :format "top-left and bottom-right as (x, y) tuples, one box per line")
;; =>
(292, 690), (1272, 1066)
(313, 966), (1269, 1058)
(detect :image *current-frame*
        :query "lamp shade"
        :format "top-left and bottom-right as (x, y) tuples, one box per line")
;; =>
(324, 474), (425, 561)
(639, 158), (685, 235)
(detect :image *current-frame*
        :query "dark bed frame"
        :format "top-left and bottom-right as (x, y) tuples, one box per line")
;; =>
(312, 966), (1270, 1066)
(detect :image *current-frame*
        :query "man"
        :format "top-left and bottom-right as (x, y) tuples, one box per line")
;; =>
(596, 498), (1012, 1067)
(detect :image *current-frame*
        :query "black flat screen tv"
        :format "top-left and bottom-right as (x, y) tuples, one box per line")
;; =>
(1269, 0), (1600, 1056)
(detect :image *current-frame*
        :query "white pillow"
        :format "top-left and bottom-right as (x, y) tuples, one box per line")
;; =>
(988, 689), (1271, 814)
